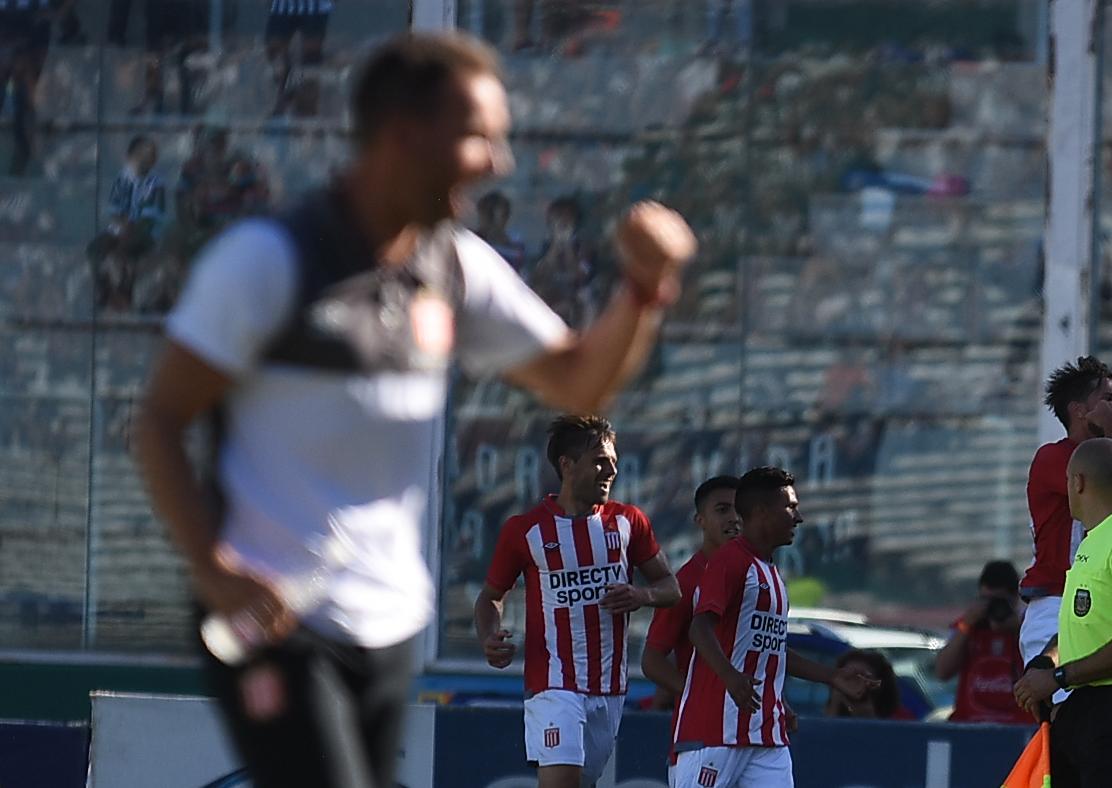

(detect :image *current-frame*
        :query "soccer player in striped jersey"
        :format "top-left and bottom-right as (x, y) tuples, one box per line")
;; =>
(641, 475), (740, 786)
(673, 467), (876, 788)
(475, 415), (680, 788)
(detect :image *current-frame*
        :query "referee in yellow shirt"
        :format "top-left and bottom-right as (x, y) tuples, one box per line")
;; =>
(1014, 436), (1112, 788)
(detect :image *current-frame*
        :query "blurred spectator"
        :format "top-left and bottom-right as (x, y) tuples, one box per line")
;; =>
(818, 351), (873, 415)
(265, 0), (334, 118)
(155, 126), (269, 311)
(474, 190), (526, 272)
(702, 0), (753, 55)
(106, 0), (130, 47)
(0, 0), (68, 176)
(935, 560), (1031, 724)
(529, 196), (598, 328)
(87, 134), (165, 312)
(126, 0), (210, 116)
(512, 0), (620, 55)
(824, 649), (902, 719)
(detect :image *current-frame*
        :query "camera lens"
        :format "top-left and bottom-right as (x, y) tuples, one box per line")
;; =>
(986, 597), (1013, 623)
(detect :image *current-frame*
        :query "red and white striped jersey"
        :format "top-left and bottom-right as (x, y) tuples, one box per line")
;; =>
(486, 495), (661, 696)
(674, 537), (790, 749)
(645, 550), (709, 762)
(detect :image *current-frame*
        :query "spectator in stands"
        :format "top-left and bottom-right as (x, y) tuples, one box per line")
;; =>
(265, 0), (334, 118)
(474, 190), (526, 272)
(1020, 357), (1112, 688)
(512, 0), (620, 55)
(529, 196), (598, 328)
(87, 134), (166, 312)
(702, 0), (753, 56)
(155, 126), (269, 311)
(0, 0), (69, 176)
(127, 0), (210, 116)
(824, 649), (902, 719)
(935, 560), (1031, 724)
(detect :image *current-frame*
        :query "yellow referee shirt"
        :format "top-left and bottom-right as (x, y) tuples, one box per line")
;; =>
(1060, 513), (1112, 687)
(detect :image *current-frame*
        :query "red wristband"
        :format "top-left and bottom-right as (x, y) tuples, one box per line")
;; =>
(956, 619), (972, 636)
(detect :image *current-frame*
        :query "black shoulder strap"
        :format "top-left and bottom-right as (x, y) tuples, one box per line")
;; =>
(261, 187), (374, 369)
(260, 186), (466, 372)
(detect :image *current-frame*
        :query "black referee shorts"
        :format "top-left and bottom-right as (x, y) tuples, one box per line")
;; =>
(1050, 684), (1112, 788)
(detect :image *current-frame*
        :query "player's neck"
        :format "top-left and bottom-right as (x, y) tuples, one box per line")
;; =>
(555, 490), (599, 518)
(338, 168), (419, 266)
(1082, 502), (1112, 533)
(740, 533), (774, 561)
(1067, 424), (1089, 444)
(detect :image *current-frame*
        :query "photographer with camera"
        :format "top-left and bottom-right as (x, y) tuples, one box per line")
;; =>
(936, 560), (1032, 724)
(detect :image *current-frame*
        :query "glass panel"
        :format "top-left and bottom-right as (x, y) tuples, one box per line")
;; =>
(0, 0), (409, 654)
(444, 0), (1047, 683)
(81, 0), (409, 653)
(0, 328), (91, 650)
(741, 3), (1044, 634)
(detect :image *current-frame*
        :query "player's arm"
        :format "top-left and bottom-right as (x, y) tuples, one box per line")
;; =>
(689, 611), (761, 712)
(134, 342), (293, 639)
(474, 582), (517, 669)
(505, 202), (696, 413)
(641, 645), (685, 697)
(600, 551), (680, 614)
(475, 520), (527, 668)
(935, 598), (989, 680)
(787, 649), (879, 699)
(1041, 633), (1060, 664)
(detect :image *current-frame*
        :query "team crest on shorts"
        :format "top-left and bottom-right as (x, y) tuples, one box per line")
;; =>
(698, 766), (719, 786)
(544, 727), (560, 748)
(1075, 588), (1092, 617)
(605, 530), (621, 551)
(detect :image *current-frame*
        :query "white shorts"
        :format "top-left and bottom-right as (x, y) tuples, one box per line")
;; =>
(673, 746), (793, 788)
(524, 689), (624, 783)
(1020, 595), (1070, 705)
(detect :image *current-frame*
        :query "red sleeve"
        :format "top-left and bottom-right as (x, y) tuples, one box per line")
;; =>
(626, 506), (661, 566)
(485, 517), (529, 593)
(1029, 443), (1068, 498)
(695, 546), (743, 618)
(645, 567), (696, 653)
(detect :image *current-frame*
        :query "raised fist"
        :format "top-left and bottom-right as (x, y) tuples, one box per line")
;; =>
(615, 201), (697, 307)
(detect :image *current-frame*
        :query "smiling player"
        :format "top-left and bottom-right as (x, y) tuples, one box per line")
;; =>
(475, 414), (680, 788)
(673, 467), (876, 787)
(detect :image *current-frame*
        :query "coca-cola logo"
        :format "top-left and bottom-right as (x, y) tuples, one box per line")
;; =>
(969, 675), (1014, 694)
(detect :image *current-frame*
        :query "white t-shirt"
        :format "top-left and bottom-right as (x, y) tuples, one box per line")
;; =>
(167, 219), (568, 648)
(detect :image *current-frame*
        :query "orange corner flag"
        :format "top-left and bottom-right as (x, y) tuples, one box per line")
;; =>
(1002, 722), (1051, 788)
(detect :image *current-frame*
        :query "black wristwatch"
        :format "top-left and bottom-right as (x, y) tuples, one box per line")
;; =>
(1053, 666), (1070, 690)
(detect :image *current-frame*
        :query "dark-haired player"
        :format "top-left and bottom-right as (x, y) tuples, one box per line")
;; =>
(673, 467), (875, 787)
(641, 475), (739, 786)
(136, 32), (695, 788)
(475, 415), (680, 788)
(1021, 357), (1112, 685)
